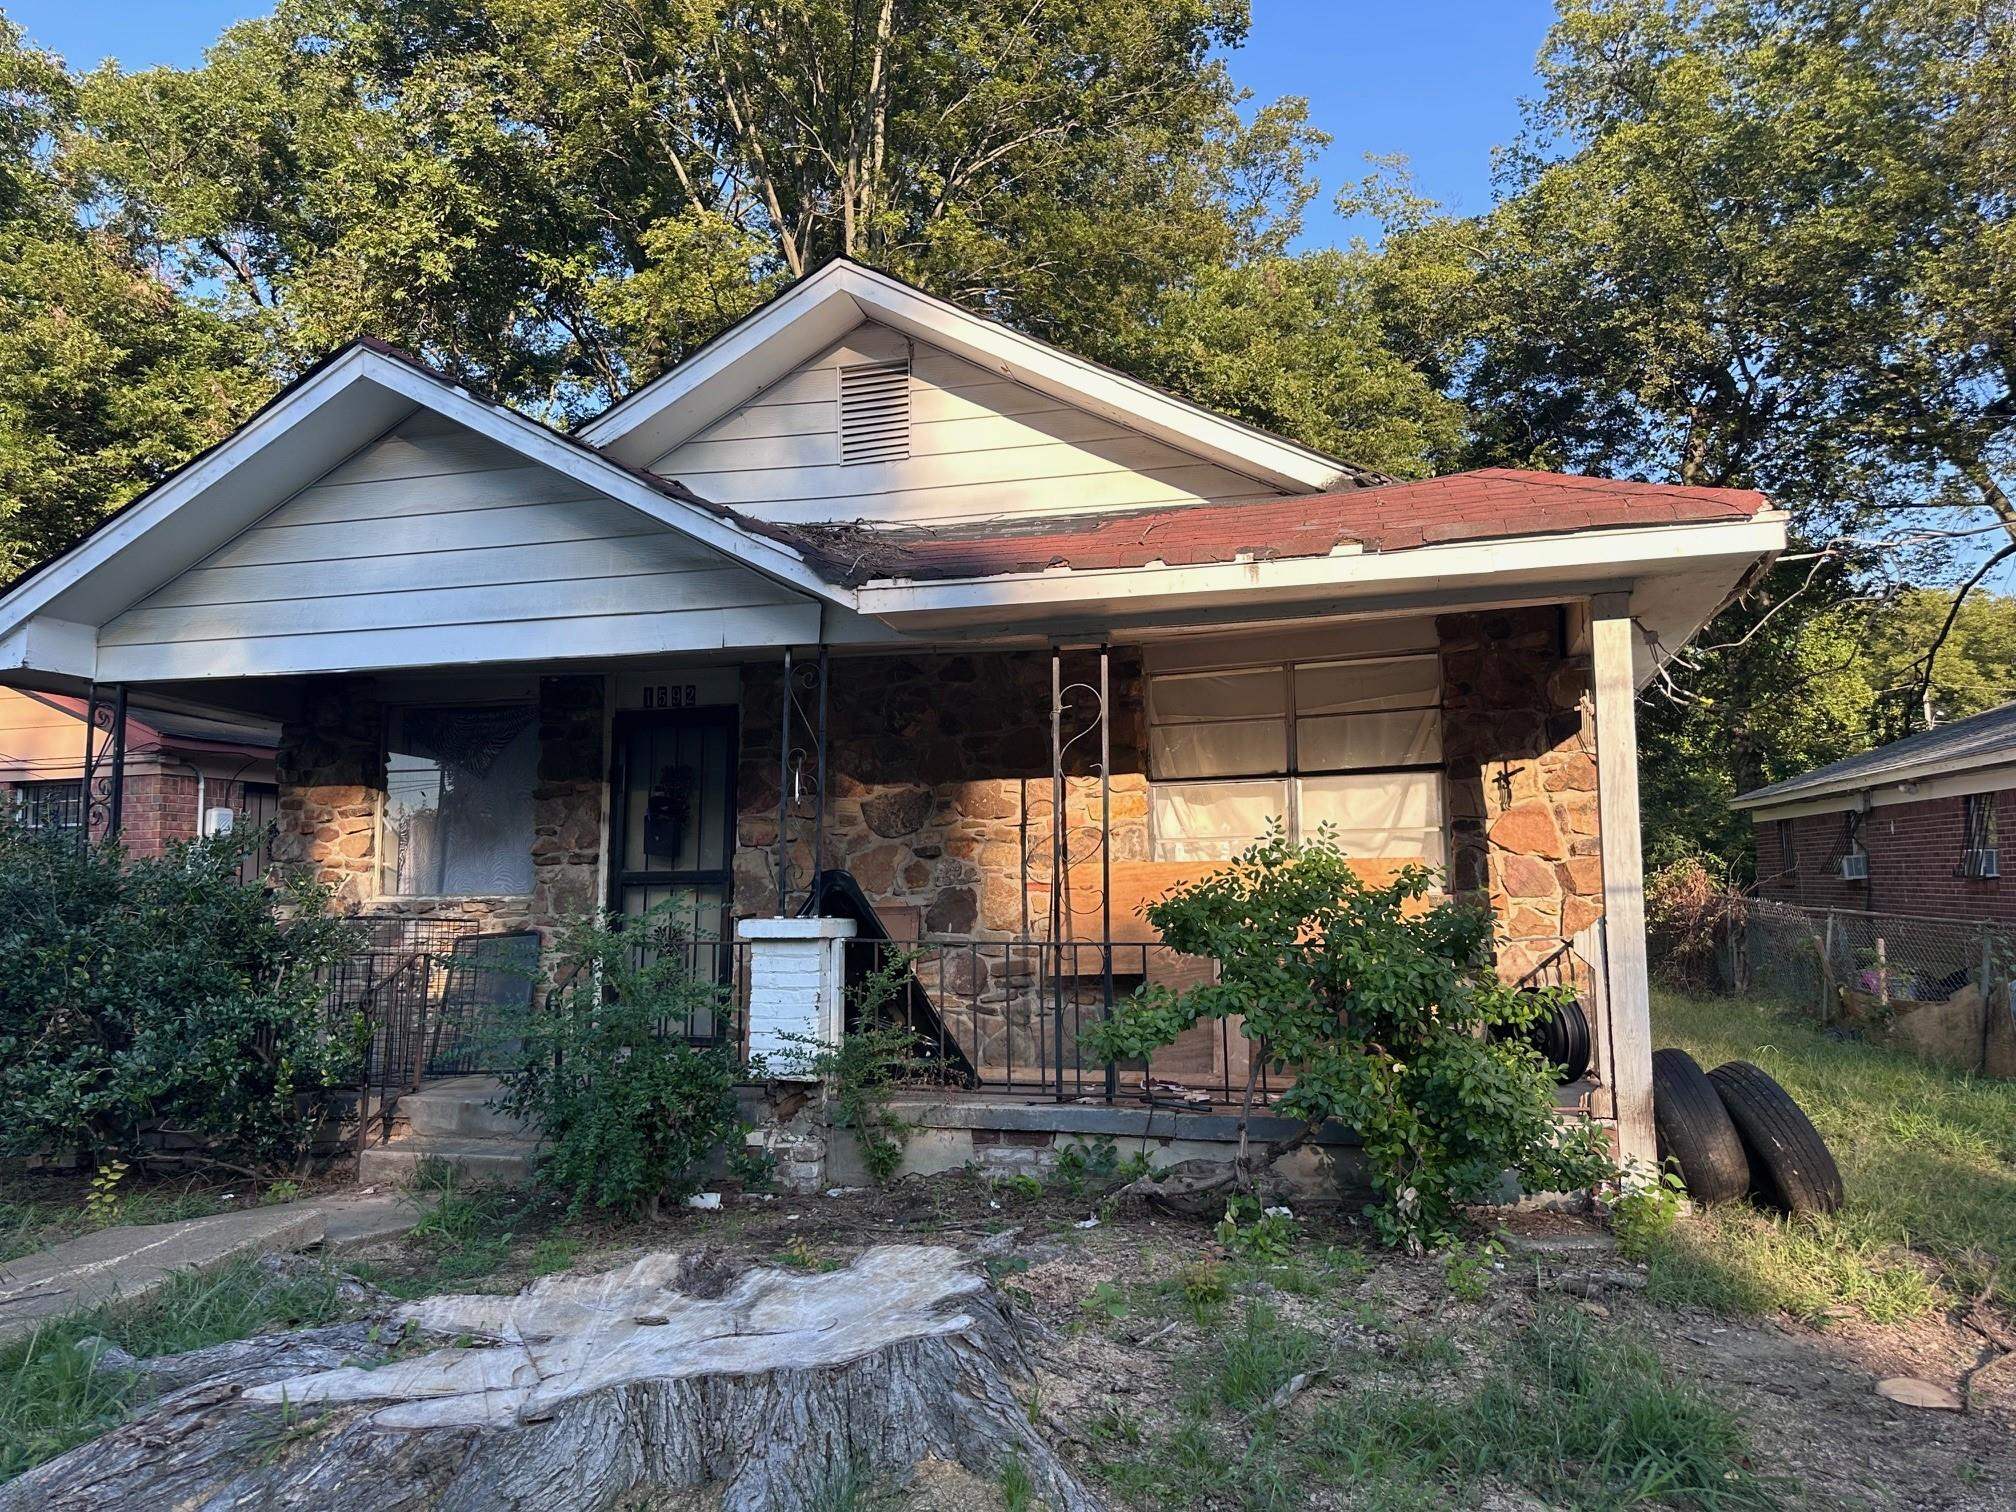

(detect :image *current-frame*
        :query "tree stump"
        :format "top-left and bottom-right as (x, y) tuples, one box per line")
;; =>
(0, 1245), (1101, 1511)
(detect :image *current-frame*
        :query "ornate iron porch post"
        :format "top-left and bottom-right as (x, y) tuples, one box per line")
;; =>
(81, 683), (127, 848)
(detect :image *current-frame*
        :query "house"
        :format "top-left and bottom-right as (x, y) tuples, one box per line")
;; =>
(0, 685), (279, 861)
(1736, 701), (2016, 922)
(0, 259), (1785, 1166)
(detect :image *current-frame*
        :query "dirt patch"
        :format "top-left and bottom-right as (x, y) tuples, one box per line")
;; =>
(344, 1171), (2016, 1508)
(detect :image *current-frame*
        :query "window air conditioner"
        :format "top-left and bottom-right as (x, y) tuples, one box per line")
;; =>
(1839, 853), (1868, 881)
(1964, 848), (2000, 879)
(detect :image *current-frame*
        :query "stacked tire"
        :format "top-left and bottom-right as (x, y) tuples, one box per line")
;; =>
(1650, 1050), (1842, 1216)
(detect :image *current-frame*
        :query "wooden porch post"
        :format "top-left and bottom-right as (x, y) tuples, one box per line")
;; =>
(1591, 594), (1656, 1165)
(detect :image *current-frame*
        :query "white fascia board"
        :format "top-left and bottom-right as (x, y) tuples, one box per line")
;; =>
(852, 515), (1787, 627)
(357, 358), (851, 610)
(0, 616), (97, 683)
(582, 262), (1349, 490)
(1735, 752), (2016, 816)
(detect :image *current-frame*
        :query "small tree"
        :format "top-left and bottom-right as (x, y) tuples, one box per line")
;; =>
(1082, 828), (1614, 1248)
(493, 909), (753, 1218)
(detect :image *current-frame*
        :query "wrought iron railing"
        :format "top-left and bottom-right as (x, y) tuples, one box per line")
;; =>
(840, 936), (1266, 1105)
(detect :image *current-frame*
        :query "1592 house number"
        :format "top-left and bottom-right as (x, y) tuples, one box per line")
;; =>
(641, 684), (700, 709)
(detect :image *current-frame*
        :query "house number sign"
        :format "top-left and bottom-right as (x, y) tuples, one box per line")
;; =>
(641, 684), (700, 709)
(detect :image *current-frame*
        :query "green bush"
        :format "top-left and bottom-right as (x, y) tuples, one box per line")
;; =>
(0, 825), (364, 1171)
(1082, 827), (1615, 1248)
(492, 909), (753, 1218)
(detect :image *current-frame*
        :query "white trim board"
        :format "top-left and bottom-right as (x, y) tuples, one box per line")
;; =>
(1741, 763), (2016, 822)
(580, 261), (1358, 491)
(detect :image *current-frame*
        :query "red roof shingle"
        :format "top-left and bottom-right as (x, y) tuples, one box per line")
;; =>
(759, 468), (1770, 587)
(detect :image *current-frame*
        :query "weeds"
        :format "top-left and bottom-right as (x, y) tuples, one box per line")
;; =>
(0, 1256), (354, 1481)
(1650, 988), (2015, 1319)
(1098, 1299), (1774, 1509)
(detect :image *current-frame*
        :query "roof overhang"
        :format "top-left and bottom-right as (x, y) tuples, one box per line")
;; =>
(851, 512), (1788, 686)
(0, 344), (852, 690)
(1734, 749), (2016, 817)
(579, 260), (1360, 492)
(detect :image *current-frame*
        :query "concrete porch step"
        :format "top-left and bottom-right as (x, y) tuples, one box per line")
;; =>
(396, 1076), (531, 1140)
(358, 1133), (539, 1187)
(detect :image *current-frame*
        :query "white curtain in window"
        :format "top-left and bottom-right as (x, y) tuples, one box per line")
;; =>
(1294, 655), (1439, 715)
(1297, 772), (1445, 862)
(1296, 708), (1442, 769)
(1149, 720), (1289, 779)
(383, 705), (537, 896)
(1147, 667), (1287, 724)
(1151, 780), (1288, 860)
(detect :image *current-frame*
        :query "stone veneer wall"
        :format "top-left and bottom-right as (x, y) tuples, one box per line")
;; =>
(1437, 607), (1604, 982)
(733, 649), (1149, 935)
(273, 674), (605, 938)
(734, 622), (1602, 983)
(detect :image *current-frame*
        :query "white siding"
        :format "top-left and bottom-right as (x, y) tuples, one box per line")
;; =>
(650, 322), (1290, 526)
(98, 413), (815, 680)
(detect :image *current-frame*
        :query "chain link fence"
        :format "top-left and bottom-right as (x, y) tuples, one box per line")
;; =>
(1666, 896), (2016, 1076)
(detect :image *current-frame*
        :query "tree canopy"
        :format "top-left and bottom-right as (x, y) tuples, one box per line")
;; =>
(3, 0), (2013, 875)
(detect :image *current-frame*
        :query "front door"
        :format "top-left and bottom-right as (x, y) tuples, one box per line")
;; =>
(607, 706), (737, 1042)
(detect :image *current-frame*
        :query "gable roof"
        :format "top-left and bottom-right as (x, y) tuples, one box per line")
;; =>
(772, 468), (1771, 587)
(1734, 700), (2016, 812)
(577, 259), (1379, 492)
(0, 339), (851, 681)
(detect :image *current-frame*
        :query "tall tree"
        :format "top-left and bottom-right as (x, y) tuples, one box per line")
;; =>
(68, 0), (1329, 420)
(1359, 0), (2016, 869)
(0, 22), (262, 584)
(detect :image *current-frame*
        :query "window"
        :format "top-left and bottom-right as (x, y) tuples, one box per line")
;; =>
(380, 705), (537, 897)
(11, 780), (83, 833)
(1147, 652), (1443, 865)
(1964, 793), (1999, 877)
(1776, 818), (1797, 875)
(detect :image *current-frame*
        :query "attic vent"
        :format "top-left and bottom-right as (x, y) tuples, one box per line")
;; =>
(839, 357), (911, 465)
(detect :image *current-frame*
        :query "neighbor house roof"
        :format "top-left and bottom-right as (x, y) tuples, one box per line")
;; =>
(765, 468), (1771, 587)
(1734, 700), (2016, 813)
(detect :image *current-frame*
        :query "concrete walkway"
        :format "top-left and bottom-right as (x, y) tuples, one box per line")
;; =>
(0, 1192), (424, 1342)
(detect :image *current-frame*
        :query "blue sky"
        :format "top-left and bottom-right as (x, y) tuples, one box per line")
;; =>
(5, 0), (1558, 247)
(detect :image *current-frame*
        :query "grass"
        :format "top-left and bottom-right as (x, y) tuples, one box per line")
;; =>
(1647, 987), (2016, 1321)
(0, 1255), (355, 1481)
(1098, 1299), (1771, 1510)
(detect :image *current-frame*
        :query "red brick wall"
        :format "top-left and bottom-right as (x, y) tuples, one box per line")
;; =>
(1755, 787), (2016, 922)
(1, 771), (270, 860)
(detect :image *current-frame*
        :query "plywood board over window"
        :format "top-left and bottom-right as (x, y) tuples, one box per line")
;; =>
(1144, 623), (1445, 873)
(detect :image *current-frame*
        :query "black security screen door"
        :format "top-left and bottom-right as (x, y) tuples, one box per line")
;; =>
(608, 707), (737, 1035)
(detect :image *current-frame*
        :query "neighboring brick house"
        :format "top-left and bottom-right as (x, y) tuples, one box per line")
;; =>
(0, 687), (280, 861)
(1736, 701), (2016, 922)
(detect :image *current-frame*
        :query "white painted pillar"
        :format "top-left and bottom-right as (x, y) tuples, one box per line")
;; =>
(1591, 593), (1657, 1165)
(736, 916), (857, 1080)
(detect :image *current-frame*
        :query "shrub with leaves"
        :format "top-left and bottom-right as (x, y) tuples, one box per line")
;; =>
(492, 909), (753, 1218)
(1082, 827), (1615, 1248)
(0, 824), (365, 1171)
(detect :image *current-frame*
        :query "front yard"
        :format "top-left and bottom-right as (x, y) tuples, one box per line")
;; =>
(3, 985), (2014, 1506)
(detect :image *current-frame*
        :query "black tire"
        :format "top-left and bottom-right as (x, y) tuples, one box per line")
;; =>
(1651, 1049), (1751, 1205)
(1491, 992), (1592, 1084)
(1707, 1060), (1844, 1216)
